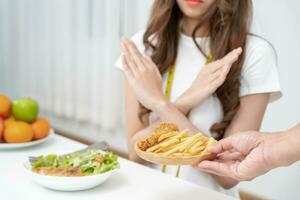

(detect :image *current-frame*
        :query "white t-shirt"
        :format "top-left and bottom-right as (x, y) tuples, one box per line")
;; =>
(115, 30), (281, 197)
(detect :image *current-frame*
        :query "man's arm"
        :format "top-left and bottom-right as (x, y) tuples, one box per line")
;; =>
(195, 123), (300, 181)
(270, 123), (300, 167)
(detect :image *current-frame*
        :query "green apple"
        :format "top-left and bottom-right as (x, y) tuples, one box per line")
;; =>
(12, 98), (39, 123)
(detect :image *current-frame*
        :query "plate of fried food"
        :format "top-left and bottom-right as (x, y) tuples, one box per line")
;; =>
(135, 123), (217, 165)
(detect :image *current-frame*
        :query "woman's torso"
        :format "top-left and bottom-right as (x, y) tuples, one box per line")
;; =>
(148, 33), (236, 197)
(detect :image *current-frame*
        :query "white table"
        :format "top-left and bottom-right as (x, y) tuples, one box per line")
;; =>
(0, 134), (236, 200)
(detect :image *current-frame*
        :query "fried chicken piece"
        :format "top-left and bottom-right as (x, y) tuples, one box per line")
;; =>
(137, 140), (150, 151)
(137, 123), (179, 151)
(137, 134), (160, 151)
(155, 123), (179, 135)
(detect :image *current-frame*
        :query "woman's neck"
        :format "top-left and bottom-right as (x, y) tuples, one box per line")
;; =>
(181, 17), (209, 37)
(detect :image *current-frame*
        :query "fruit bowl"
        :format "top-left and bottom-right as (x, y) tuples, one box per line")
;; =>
(0, 94), (53, 149)
(0, 129), (54, 150)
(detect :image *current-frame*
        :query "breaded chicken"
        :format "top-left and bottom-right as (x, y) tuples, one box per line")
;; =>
(155, 123), (179, 135)
(138, 123), (179, 151)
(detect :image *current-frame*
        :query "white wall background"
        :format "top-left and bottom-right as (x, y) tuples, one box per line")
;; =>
(0, 0), (299, 199)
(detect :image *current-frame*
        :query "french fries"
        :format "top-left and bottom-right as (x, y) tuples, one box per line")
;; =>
(137, 123), (216, 157)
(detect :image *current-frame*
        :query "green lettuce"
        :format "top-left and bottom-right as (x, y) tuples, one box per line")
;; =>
(31, 150), (120, 175)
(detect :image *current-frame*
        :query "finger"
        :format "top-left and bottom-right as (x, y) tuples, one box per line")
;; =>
(209, 66), (228, 89)
(127, 39), (151, 71)
(122, 37), (146, 71)
(205, 59), (231, 75)
(220, 63), (232, 79)
(121, 41), (140, 76)
(221, 62), (232, 75)
(205, 47), (242, 74)
(205, 60), (225, 74)
(197, 167), (227, 177)
(196, 167), (222, 176)
(220, 47), (242, 66)
(207, 137), (237, 154)
(122, 55), (134, 80)
(145, 57), (161, 77)
(196, 160), (232, 177)
(217, 151), (245, 161)
(123, 51), (140, 77)
(121, 40), (136, 68)
(207, 68), (222, 82)
(209, 64), (229, 83)
(121, 54), (130, 71)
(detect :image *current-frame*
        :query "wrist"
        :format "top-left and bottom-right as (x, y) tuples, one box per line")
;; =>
(265, 132), (288, 168)
(177, 88), (209, 113)
(174, 98), (190, 115)
(151, 97), (170, 113)
(147, 94), (167, 110)
(267, 127), (300, 168)
(279, 125), (300, 166)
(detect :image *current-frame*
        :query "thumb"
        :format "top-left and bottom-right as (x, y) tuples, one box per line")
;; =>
(207, 137), (236, 154)
(197, 160), (232, 177)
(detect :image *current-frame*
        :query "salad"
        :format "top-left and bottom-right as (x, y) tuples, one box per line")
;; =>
(31, 149), (119, 177)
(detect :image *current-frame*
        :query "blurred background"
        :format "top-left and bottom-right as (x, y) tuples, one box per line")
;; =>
(0, 0), (299, 199)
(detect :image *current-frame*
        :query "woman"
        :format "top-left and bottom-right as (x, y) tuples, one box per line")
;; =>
(116, 0), (281, 197)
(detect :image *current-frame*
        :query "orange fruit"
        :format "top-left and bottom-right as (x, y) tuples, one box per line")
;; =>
(0, 94), (12, 118)
(0, 117), (4, 141)
(4, 115), (16, 128)
(31, 118), (51, 140)
(4, 121), (33, 143)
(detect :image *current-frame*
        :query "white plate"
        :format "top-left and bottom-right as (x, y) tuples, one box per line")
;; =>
(0, 129), (54, 150)
(24, 160), (118, 191)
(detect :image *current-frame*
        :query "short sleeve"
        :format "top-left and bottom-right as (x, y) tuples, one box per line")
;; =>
(115, 30), (146, 70)
(240, 36), (282, 102)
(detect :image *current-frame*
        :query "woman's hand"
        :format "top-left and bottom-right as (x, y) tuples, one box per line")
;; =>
(121, 37), (166, 110)
(175, 48), (243, 115)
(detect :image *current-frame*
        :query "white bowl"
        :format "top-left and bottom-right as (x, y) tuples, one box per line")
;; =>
(24, 161), (118, 191)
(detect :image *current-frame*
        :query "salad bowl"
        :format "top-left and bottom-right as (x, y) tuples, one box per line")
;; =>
(24, 150), (119, 191)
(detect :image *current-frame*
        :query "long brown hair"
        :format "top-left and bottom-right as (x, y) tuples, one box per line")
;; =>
(141, 0), (253, 139)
